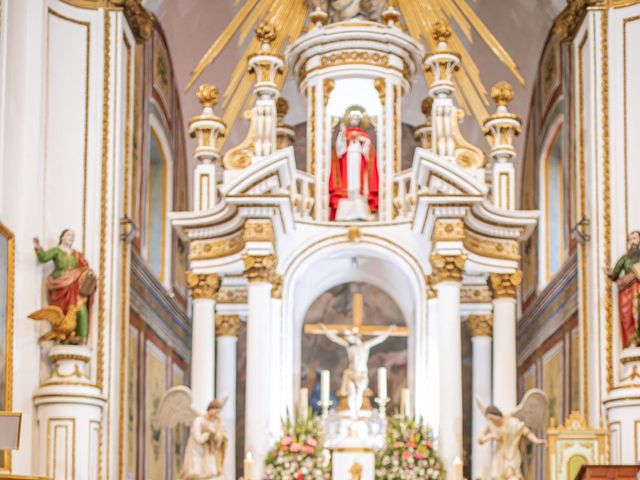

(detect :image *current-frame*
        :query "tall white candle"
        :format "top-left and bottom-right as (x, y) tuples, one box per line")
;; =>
(401, 388), (410, 417)
(320, 370), (330, 405)
(377, 367), (387, 399)
(453, 456), (463, 480)
(244, 451), (254, 480)
(299, 387), (309, 418)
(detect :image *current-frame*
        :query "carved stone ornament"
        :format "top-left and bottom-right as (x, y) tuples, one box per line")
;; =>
(215, 315), (242, 337)
(271, 274), (283, 299)
(196, 84), (220, 108)
(467, 314), (493, 337)
(460, 286), (492, 304)
(216, 287), (248, 304)
(242, 254), (277, 283)
(111, 0), (153, 41)
(432, 219), (465, 242)
(186, 272), (220, 299)
(430, 253), (466, 283)
(491, 81), (514, 107)
(425, 275), (437, 299)
(431, 20), (453, 44)
(256, 21), (277, 46)
(488, 271), (523, 299)
(243, 219), (275, 243)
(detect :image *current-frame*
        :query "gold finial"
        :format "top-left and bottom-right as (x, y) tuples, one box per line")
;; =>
(196, 84), (219, 108)
(276, 97), (289, 118)
(381, 2), (401, 25)
(421, 97), (433, 117)
(491, 81), (514, 107)
(432, 20), (452, 44)
(256, 22), (277, 45)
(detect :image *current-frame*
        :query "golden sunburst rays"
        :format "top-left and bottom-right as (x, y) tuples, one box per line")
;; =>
(186, 0), (523, 147)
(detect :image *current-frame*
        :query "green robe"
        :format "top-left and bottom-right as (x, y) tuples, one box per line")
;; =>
(609, 253), (640, 281)
(36, 246), (89, 341)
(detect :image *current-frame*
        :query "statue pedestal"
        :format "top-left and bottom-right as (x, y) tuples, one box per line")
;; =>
(604, 346), (640, 463)
(33, 345), (105, 479)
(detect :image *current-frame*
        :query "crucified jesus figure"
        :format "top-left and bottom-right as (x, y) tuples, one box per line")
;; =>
(319, 323), (396, 417)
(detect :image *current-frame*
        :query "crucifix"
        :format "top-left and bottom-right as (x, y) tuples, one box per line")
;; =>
(304, 292), (409, 337)
(304, 291), (408, 416)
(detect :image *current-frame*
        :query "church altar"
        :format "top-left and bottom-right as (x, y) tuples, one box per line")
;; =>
(171, 2), (538, 479)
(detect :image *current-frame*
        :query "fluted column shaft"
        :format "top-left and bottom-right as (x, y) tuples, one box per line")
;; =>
(489, 272), (522, 412)
(187, 273), (220, 412)
(426, 281), (440, 438)
(216, 315), (241, 480)
(467, 315), (493, 480)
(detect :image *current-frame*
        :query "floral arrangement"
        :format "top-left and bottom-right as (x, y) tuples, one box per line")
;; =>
(375, 415), (445, 479)
(264, 413), (329, 480)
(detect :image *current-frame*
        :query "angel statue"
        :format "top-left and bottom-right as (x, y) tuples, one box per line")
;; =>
(154, 386), (228, 480)
(476, 389), (548, 480)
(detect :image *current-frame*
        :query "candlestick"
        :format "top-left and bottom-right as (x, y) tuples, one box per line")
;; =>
(401, 388), (410, 417)
(244, 451), (254, 480)
(377, 367), (387, 400)
(299, 387), (309, 419)
(453, 456), (463, 480)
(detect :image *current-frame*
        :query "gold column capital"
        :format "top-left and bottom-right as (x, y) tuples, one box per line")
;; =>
(467, 314), (493, 337)
(429, 253), (466, 283)
(186, 272), (220, 299)
(242, 254), (277, 283)
(488, 271), (522, 299)
(270, 274), (283, 299)
(425, 275), (438, 299)
(215, 314), (242, 337)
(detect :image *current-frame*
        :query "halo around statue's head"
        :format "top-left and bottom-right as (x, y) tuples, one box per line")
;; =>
(343, 104), (370, 129)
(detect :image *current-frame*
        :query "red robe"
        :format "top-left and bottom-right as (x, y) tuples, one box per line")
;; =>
(328, 127), (379, 220)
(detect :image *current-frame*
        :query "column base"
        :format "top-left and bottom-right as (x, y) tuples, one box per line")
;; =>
(33, 345), (106, 479)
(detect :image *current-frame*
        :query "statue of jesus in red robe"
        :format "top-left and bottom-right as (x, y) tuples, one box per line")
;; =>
(329, 106), (379, 221)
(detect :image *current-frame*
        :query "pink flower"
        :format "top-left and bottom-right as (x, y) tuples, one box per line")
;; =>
(280, 445), (289, 452)
(402, 451), (413, 460)
(290, 443), (302, 452)
(393, 441), (403, 449)
(303, 445), (314, 455)
(407, 441), (417, 449)
(306, 436), (318, 446)
(415, 453), (427, 459)
(282, 436), (293, 446)
(425, 441), (433, 449)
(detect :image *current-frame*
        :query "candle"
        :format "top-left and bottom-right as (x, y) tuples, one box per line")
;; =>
(377, 367), (387, 400)
(244, 451), (254, 480)
(299, 387), (309, 419)
(320, 370), (330, 406)
(401, 388), (410, 417)
(453, 456), (463, 480)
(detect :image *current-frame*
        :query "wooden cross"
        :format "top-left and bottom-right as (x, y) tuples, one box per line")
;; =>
(304, 292), (408, 337)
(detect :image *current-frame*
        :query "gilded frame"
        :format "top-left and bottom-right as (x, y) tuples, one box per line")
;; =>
(0, 223), (14, 472)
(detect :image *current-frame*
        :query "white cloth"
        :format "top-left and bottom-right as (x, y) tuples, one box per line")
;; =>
(180, 415), (227, 480)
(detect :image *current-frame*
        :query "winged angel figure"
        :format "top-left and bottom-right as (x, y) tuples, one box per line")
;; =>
(475, 389), (548, 480)
(154, 386), (228, 480)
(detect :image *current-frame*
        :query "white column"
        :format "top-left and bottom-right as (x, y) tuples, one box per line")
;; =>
(489, 272), (521, 412)
(187, 273), (219, 412)
(426, 285), (440, 437)
(431, 254), (465, 480)
(467, 315), (493, 480)
(243, 255), (275, 480)
(216, 315), (241, 480)
(269, 277), (284, 436)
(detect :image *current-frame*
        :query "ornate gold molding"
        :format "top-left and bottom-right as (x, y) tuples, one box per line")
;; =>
(243, 219), (275, 243)
(460, 285), (492, 304)
(347, 226), (361, 242)
(432, 219), (464, 242)
(271, 274), (283, 299)
(463, 230), (520, 261)
(186, 272), (220, 299)
(488, 271), (522, 299)
(215, 315), (242, 337)
(190, 232), (245, 260)
(425, 275), (437, 299)
(216, 287), (248, 304)
(61, 1), (153, 41)
(554, 0), (606, 40)
(374, 78), (386, 105)
(320, 51), (389, 69)
(430, 253), (466, 283)
(467, 314), (493, 337)
(243, 254), (277, 283)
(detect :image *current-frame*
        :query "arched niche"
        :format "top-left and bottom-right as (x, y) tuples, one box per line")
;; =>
(300, 281), (408, 413)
